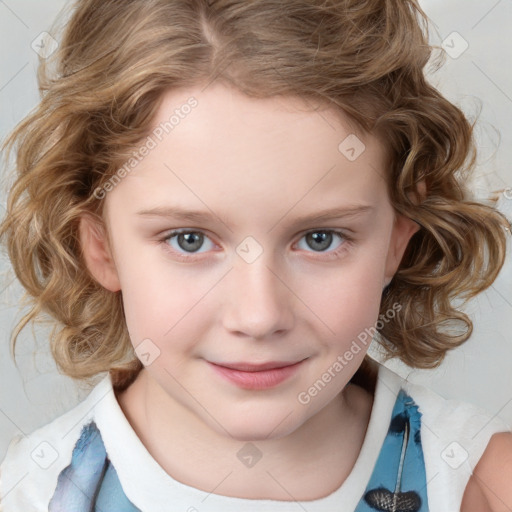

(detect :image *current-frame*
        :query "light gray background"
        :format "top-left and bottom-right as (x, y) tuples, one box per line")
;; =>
(1, 0), (511, 462)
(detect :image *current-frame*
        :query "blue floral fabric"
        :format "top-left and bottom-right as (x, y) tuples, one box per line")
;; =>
(48, 389), (428, 511)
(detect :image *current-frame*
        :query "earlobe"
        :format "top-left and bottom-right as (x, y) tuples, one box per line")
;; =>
(79, 213), (121, 292)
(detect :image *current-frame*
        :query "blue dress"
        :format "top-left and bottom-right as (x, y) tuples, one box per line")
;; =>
(48, 389), (428, 512)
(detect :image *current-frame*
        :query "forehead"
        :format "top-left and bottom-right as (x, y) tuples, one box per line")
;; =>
(148, 82), (371, 155)
(108, 82), (389, 221)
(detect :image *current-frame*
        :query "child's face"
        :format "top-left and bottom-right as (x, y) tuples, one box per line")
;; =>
(82, 82), (418, 440)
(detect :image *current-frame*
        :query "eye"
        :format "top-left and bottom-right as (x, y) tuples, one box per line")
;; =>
(295, 229), (350, 257)
(159, 228), (353, 262)
(160, 229), (216, 260)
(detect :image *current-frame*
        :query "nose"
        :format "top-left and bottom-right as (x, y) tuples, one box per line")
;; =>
(221, 252), (294, 339)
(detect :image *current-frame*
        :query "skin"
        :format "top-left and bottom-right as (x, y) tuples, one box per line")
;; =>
(461, 432), (512, 512)
(79, 81), (422, 501)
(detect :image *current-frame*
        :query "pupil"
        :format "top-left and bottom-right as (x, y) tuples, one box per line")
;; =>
(176, 232), (333, 253)
(309, 231), (331, 251)
(180, 232), (202, 251)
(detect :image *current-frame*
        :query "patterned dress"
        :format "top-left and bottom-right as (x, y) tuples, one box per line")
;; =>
(2, 362), (508, 511)
(47, 389), (428, 512)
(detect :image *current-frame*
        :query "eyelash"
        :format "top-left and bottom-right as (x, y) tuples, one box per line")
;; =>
(158, 228), (354, 262)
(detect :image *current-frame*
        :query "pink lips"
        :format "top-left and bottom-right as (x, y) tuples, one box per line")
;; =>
(207, 359), (306, 390)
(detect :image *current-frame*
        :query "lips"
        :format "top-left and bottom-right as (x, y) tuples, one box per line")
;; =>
(207, 359), (307, 390)
(210, 360), (305, 372)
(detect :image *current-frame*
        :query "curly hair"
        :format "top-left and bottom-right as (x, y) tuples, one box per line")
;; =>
(0, 0), (510, 392)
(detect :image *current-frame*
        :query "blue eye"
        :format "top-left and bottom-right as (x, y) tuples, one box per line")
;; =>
(159, 228), (352, 261)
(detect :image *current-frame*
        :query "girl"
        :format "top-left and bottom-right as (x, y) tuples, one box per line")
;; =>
(1, 0), (511, 510)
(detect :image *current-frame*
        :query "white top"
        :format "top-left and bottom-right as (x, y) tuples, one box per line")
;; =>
(0, 362), (509, 511)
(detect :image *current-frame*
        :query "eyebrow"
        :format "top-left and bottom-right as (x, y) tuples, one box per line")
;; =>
(135, 204), (374, 229)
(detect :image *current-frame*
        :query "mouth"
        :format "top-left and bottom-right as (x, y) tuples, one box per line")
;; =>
(206, 359), (307, 390)
(210, 360), (306, 372)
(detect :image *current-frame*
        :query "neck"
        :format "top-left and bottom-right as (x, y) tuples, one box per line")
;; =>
(115, 368), (374, 501)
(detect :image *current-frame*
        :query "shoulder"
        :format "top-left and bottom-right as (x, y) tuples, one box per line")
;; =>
(462, 431), (512, 512)
(397, 373), (509, 442)
(376, 366), (511, 509)
(0, 375), (111, 511)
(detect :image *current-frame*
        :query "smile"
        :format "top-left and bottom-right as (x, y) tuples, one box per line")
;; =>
(207, 359), (306, 390)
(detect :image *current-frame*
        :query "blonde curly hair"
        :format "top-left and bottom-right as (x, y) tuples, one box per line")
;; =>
(1, 0), (510, 392)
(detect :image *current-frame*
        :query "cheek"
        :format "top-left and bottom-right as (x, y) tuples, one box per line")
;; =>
(116, 249), (214, 354)
(300, 254), (386, 346)
(114, 223), (390, 357)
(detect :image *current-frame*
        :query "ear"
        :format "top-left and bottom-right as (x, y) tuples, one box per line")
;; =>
(382, 180), (426, 288)
(79, 213), (121, 292)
